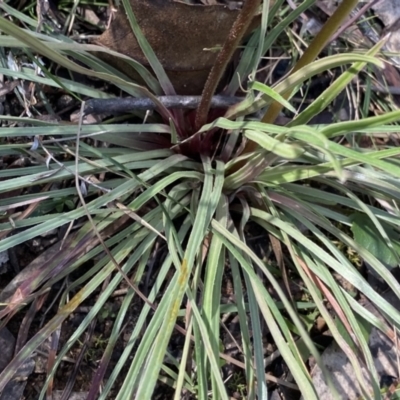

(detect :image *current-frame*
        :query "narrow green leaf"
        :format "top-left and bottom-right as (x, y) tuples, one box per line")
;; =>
(351, 213), (400, 269)
(244, 129), (304, 159)
(121, 0), (175, 95)
(251, 81), (297, 113)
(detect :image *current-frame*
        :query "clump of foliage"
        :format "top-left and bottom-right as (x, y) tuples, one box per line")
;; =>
(0, 0), (400, 399)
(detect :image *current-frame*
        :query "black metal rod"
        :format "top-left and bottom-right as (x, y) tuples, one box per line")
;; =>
(84, 95), (244, 115)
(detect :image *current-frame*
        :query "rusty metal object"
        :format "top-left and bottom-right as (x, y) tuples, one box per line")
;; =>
(96, 0), (260, 94)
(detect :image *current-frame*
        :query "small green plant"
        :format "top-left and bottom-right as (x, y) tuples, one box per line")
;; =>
(0, 1), (400, 399)
(98, 303), (117, 322)
(227, 372), (247, 398)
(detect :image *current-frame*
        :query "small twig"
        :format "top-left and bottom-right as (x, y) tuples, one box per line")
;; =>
(84, 95), (244, 115)
(330, 0), (381, 43)
(360, 84), (400, 95)
(74, 102), (159, 310)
